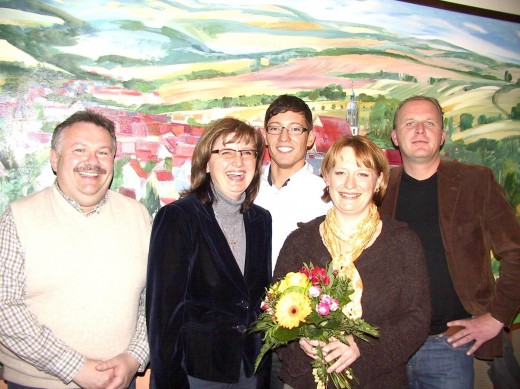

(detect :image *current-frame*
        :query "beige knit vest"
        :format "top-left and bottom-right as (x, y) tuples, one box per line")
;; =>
(1, 187), (151, 388)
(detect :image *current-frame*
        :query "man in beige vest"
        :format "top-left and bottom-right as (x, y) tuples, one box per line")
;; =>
(0, 111), (151, 389)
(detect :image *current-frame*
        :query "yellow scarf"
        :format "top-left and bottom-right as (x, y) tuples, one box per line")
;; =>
(321, 203), (380, 319)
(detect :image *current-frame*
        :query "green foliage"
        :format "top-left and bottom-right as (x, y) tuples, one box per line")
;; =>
(307, 90), (319, 101)
(442, 136), (520, 211)
(0, 24), (80, 67)
(461, 70), (500, 81)
(369, 102), (387, 136)
(140, 94), (278, 114)
(317, 47), (419, 63)
(365, 132), (394, 149)
(511, 103), (520, 120)
(111, 156), (130, 190)
(25, 1), (85, 26)
(118, 20), (146, 31)
(122, 79), (157, 93)
(164, 157), (173, 171)
(187, 117), (203, 127)
(337, 71), (405, 81)
(0, 153), (48, 214)
(299, 84), (346, 101)
(358, 93), (375, 102)
(434, 49), (501, 67)
(477, 114), (503, 125)
(459, 113), (474, 131)
(0, 62), (28, 90)
(367, 98), (399, 138)
(181, 69), (236, 80)
(503, 171), (520, 213)
(160, 26), (182, 39)
(429, 77), (448, 84)
(143, 161), (157, 173)
(98, 55), (148, 66)
(140, 181), (161, 218)
(401, 74), (417, 82)
(338, 70), (401, 81)
(41, 120), (58, 133)
(27, 28), (78, 47)
(357, 93), (389, 103)
(47, 53), (89, 73)
(322, 84), (346, 100)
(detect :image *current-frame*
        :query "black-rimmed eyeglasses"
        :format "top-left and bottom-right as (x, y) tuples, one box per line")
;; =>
(266, 126), (309, 135)
(211, 149), (258, 160)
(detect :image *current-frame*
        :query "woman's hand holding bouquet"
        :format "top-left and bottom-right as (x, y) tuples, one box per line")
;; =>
(249, 263), (378, 388)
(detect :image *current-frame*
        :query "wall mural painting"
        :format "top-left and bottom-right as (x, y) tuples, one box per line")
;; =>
(0, 0), (519, 221)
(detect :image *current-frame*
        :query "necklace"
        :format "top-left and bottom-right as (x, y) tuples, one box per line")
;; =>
(214, 211), (243, 249)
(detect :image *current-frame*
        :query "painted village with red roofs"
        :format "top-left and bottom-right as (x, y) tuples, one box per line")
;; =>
(0, 80), (401, 215)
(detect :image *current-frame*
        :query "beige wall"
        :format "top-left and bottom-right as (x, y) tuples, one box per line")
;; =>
(442, 0), (520, 15)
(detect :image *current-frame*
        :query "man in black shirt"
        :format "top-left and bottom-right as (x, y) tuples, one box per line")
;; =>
(379, 96), (520, 389)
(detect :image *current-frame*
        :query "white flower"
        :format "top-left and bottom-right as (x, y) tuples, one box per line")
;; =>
(308, 285), (322, 298)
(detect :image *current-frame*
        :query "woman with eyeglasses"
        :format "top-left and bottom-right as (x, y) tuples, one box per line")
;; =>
(146, 118), (272, 389)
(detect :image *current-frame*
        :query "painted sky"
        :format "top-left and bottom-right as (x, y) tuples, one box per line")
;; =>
(197, 0), (520, 63)
(3, 0), (518, 64)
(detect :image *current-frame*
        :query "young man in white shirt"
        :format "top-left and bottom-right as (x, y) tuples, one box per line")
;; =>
(255, 95), (331, 389)
(256, 94), (330, 268)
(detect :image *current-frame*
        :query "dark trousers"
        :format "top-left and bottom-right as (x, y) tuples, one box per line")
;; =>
(270, 351), (284, 389)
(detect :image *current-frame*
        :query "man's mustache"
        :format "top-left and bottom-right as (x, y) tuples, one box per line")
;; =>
(74, 164), (107, 174)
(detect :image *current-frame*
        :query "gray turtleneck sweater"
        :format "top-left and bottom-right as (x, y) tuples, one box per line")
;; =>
(212, 187), (246, 274)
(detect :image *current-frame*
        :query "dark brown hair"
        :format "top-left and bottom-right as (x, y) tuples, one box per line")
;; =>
(264, 94), (313, 130)
(51, 110), (117, 153)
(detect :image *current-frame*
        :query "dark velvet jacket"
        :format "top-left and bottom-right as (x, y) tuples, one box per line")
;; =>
(146, 194), (272, 389)
(379, 160), (520, 360)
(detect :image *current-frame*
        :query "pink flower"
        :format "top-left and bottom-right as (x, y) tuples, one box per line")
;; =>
(329, 299), (340, 312)
(308, 285), (322, 298)
(317, 302), (331, 316)
(320, 294), (334, 305)
(319, 295), (340, 312)
(260, 301), (269, 311)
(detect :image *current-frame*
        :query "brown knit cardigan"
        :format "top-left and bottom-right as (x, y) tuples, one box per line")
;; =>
(273, 214), (431, 389)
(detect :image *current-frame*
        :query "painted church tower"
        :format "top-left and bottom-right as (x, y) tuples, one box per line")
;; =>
(346, 86), (359, 135)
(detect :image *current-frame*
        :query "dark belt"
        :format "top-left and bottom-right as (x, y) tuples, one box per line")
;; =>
(433, 325), (465, 337)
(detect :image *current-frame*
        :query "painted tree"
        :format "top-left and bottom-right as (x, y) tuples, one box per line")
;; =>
(459, 113), (474, 131)
(511, 103), (520, 120)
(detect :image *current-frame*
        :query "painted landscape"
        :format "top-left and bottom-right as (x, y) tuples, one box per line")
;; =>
(0, 0), (519, 217)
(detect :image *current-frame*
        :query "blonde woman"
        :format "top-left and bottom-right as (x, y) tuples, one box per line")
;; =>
(273, 136), (431, 388)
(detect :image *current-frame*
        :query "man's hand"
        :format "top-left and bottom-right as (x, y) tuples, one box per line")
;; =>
(447, 313), (504, 355)
(96, 353), (140, 389)
(73, 359), (114, 389)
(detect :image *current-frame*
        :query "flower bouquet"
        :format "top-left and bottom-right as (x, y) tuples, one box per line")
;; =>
(250, 263), (379, 388)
